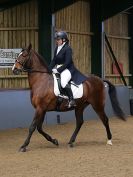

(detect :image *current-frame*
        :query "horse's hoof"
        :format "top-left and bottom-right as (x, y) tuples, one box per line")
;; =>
(53, 139), (59, 146)
(69, 143), (74, 148)
(19, 147), (27, 152)
(68, 142), (75, 148)
(107, 139), (113, 146)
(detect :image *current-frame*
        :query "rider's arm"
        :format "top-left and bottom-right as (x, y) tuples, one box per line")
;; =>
(57, 47), (73, 73)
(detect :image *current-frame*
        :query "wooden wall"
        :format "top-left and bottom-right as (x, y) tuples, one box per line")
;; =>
(0, 0), (130, 88)
(0, 0), (38, 88)
(55, 1), (130, 86)
(55, 0), (91, 76)
(104, 12), (131, 85)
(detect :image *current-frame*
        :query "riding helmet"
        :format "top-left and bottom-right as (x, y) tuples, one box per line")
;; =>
(55, 31), (69, 41)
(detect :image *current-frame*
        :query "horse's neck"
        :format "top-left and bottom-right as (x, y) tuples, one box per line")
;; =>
(28, 52), (51, 88)
(28, 72), (52, 91)
(32, 52), (49, 72)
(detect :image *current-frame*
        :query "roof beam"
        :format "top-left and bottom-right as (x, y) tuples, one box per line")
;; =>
(101, 0), (133, 20)
(0, 0), (31, 11)
(52, 0), (74, 13)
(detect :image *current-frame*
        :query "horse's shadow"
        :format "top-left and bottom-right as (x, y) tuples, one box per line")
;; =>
(26, 138), (129, 152)
(44, 138), (128, 149)
(75, 141), (106, 147)
(35, 140), (106, 150)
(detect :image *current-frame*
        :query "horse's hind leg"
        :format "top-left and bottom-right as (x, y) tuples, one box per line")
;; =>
(93, 106), (112, 145)
(100, 112), (112, 145)
(36, 112), (58, 146)
(68, 106), (84, 147)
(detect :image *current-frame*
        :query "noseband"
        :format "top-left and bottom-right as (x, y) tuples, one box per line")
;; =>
(15, 51), (32, 72)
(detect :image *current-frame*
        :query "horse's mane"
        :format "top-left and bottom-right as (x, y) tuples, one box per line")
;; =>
(34, 50), (51, 72)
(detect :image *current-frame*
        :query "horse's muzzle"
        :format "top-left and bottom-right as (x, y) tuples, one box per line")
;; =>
(13, 68), (22, 75)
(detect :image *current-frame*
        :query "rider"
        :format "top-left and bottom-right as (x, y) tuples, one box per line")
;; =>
(49, 31), (88, 108)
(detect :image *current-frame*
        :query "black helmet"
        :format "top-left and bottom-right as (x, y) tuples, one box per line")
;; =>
(55, 31), (68, 41)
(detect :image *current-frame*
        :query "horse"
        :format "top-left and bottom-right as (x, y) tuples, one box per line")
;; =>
(12, 44), (126, 152)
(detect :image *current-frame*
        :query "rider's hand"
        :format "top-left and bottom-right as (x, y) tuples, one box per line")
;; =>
(52, 68), (59, 74)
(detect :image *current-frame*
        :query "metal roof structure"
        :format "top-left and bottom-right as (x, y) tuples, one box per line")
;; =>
(0, 0), (133, 20)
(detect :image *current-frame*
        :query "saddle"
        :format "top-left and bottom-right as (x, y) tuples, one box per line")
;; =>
(54, 73), (67, 110)
(55, 73), (73, 96)
(53, 73), (83, 110)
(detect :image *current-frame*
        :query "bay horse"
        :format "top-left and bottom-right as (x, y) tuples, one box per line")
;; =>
(12, 44), (125, 152)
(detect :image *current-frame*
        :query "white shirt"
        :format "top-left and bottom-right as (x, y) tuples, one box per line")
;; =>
(56, 42), (66, 55)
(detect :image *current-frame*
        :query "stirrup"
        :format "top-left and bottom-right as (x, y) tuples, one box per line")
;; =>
(68, 100), (76, 108)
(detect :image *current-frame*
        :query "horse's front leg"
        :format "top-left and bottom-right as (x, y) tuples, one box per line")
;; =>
(68, 106), (84, 147)
(19, 109), (59, 152)
(19, 109), (43, 152)
(19, 117), (37, 152)
(36, 112), (59, 146)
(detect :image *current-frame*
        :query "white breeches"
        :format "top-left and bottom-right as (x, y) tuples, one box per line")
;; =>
(60, 69), (71, 88)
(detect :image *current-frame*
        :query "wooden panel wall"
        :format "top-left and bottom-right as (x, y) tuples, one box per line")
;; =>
(55, 1), (130, 86)
(0, 0), (130, 88)
(55, 0), (91, 75)
(104, 12), (130, 85)
(0, 0), (38, 88)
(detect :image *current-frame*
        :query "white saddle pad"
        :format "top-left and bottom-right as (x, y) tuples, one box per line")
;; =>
(53, 74), (83, 99)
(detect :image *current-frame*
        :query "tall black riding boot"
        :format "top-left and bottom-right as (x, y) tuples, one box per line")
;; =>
(64, 84), (76, 108)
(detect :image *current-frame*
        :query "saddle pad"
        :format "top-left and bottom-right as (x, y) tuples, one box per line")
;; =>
(53, 74), (83, 99)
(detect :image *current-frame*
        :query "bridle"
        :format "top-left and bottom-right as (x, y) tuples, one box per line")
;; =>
(15, 50), (50, 73)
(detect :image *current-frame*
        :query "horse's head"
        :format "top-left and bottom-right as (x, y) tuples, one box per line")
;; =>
(12, 44), (32, 75)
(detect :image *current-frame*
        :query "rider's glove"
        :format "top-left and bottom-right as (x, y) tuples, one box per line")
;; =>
(52, 68), (59, 74)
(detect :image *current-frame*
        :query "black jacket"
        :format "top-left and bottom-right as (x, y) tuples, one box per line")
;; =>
(49, 43), (88, 85)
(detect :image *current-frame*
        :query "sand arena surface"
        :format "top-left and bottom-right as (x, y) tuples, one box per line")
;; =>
(0, 116), (133, 177)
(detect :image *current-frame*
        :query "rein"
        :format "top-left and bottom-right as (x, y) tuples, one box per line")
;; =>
(16, 50), (51, 74)
(21, 66), (51, 74)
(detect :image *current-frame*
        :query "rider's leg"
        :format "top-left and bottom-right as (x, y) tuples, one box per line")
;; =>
(63, 83), (76, 108)
(61, 69), (76, 108)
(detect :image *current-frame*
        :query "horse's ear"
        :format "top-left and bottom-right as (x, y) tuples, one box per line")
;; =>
(27, 43), (32, 51)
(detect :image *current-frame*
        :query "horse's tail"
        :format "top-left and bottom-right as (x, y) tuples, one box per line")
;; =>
(103, 80), (126, 121)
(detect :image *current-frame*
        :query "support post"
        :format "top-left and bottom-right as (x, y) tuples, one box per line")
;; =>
(90, 0), (102, 77)
(38, 0), (52, 65)
(128, 9), (133, 87)
(105, 33), (127, 86)
(101, 22), (105, 79)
